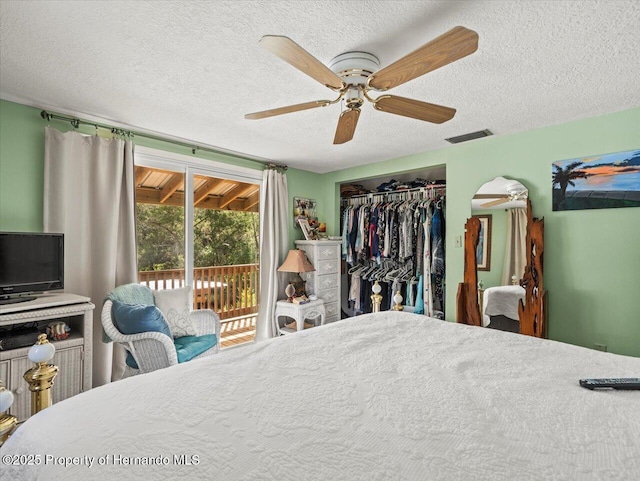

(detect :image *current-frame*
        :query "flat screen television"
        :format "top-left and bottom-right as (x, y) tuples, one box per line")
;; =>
(0, 232), (64, 304)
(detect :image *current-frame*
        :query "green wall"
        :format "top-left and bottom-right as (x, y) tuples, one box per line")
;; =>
(0, 100), (321, 241)
(0, 101), (46, 231)
(321, 107), (640, 357)
(2, 99), (639, 356)
(286, 167), (324, 244)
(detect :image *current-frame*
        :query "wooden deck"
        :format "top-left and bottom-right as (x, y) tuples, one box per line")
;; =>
(220, 314), (256, 349)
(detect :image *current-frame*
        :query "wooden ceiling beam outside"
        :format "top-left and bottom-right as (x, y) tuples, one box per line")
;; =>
(159, 173), (184, 204)
(137, 189), (259, 213)
(135, 167), (151, 186)
(219, 183), (256, 209)
(243, 192), (260, 211)
(194, 178), (225, 206)
(200, 197), (258, 213)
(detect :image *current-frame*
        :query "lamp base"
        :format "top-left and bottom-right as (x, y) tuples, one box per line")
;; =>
(291, 273), (307, 298)
(285, 283), (296, 302)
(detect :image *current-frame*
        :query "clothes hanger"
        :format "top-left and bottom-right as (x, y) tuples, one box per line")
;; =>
(348, 264), (364, 275)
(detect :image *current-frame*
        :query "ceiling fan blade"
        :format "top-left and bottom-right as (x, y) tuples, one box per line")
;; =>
(473, 194), (510, 199)
(333, 108), (360, 144)
(481, 198), (511, 208)
(260, 35), (344, 90)
(374, 95), (456, 123)
(368, 26), (479, 91)
(245, 100), (330, 120)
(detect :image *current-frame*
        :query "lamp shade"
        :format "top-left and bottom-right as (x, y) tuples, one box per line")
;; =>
(278, 249), (315, 273)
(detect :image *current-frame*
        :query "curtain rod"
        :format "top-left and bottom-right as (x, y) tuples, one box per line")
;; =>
(266, 162), (288, 172)
(40, 109), (272, 165)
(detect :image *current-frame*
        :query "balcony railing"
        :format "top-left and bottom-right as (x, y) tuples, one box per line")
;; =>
(138, 264), (259, 321)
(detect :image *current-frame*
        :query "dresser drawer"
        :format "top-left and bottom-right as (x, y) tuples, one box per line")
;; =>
(316, 259), (339, 275)
(318, 287), (339, 304)
(316, 274), (338, 292)
(295, 241), (341, 265)
(317, 244), (340, 260)
(324, 301), (340, 320)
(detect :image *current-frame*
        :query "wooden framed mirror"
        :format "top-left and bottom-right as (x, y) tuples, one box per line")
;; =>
(456, 177), (545, 337)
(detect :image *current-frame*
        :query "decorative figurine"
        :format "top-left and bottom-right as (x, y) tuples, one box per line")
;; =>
(47, 321), (71, 341)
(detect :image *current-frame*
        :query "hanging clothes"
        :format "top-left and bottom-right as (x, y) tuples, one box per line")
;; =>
(340, 187), (445, 317)
(430, 203), (445, 319)
(422, 202), (433, 317)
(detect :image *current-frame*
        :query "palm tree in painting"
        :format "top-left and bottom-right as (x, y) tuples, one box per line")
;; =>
(552, 161), (589, 203)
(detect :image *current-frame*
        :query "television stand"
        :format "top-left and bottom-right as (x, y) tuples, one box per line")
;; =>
(0, 292), (94, 422)
(0, 295), (37, 306)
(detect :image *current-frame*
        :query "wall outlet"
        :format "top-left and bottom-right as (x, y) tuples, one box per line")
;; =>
(454, 235), (462, 248)
(593, 343), (607, 352)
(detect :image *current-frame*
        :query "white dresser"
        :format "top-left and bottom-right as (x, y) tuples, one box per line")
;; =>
(295, 240), (342, 324)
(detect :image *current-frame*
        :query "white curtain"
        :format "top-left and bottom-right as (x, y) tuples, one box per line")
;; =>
(501, 208), (527, 286)
(255, 167), (289, 341)
(44, 127), (137, 386)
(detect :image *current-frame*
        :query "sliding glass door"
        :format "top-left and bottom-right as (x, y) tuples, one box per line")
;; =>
(135, 167), (186, 290)
(191, 173), (260, 321)
(134, 147), (262, 347)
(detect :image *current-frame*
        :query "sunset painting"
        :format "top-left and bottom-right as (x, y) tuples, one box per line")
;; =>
(552, 149), (640, 211)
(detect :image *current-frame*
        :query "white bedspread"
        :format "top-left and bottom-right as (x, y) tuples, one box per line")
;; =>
(2, 312), (639, 480)
(482, 285), (526, 326)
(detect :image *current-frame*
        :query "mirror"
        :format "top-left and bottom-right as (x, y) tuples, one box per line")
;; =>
(457, 177), (545, 337)
(472, 177), (528, 333)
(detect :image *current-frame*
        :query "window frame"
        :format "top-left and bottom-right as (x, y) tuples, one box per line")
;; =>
(134, 146), (263, 287)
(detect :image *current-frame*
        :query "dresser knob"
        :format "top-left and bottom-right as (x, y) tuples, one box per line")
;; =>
(16, 387), (25, 395)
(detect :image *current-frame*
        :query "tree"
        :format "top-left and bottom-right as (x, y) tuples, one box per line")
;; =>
(136, 203), (259, 272)
(136, 204), (185, 271)
(193, 208), (259, 267)
(552, 161), (589, 201)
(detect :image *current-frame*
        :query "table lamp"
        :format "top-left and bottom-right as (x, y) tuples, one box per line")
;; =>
(277, 249), (315, 302)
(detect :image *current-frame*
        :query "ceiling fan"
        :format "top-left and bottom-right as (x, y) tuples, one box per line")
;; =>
(245, 26), (479, 144)
(474, 190), (529, 208)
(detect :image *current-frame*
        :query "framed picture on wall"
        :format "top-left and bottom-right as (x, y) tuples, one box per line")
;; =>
(293, 197), (318, 229)
(474, 214), (492, 271)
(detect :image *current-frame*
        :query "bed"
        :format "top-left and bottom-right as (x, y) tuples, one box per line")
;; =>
(2, 312), (639, 480)
(482, 285), (526, 328)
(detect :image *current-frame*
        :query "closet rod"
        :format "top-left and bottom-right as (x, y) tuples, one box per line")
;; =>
(40, 110), (270, 164)
(341, 184), (445, 204)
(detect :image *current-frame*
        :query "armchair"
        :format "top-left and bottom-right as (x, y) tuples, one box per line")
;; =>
(101, 283), (220, 379)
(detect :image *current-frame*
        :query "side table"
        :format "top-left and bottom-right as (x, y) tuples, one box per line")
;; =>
(275, 299), (326, 335)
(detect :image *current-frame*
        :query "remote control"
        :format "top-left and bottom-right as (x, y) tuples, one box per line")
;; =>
(579, 378), (640, 390)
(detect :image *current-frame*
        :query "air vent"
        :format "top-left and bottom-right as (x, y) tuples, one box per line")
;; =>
(445, 129), (493, 144)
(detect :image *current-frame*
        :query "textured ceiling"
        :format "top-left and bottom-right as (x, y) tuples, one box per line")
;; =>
(1, 1), (639, 173)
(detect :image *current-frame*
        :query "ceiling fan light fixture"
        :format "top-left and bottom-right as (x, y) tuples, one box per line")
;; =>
(344, 86), (363, 109)
(247, 27), (479, 144)
(329, 52), (380, 86)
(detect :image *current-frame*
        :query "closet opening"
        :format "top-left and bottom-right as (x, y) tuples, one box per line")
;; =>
(339, 165), (446, 320)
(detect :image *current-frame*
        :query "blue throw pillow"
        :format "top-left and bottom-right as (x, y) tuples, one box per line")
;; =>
(111, 300), (171, 338)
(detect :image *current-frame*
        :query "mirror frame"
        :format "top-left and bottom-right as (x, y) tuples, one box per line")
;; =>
(456, 198), (546, 337)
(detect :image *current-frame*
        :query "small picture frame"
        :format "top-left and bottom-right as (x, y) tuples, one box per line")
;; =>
(473, 214), (492, 271)
(298, 218), (313, 240)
